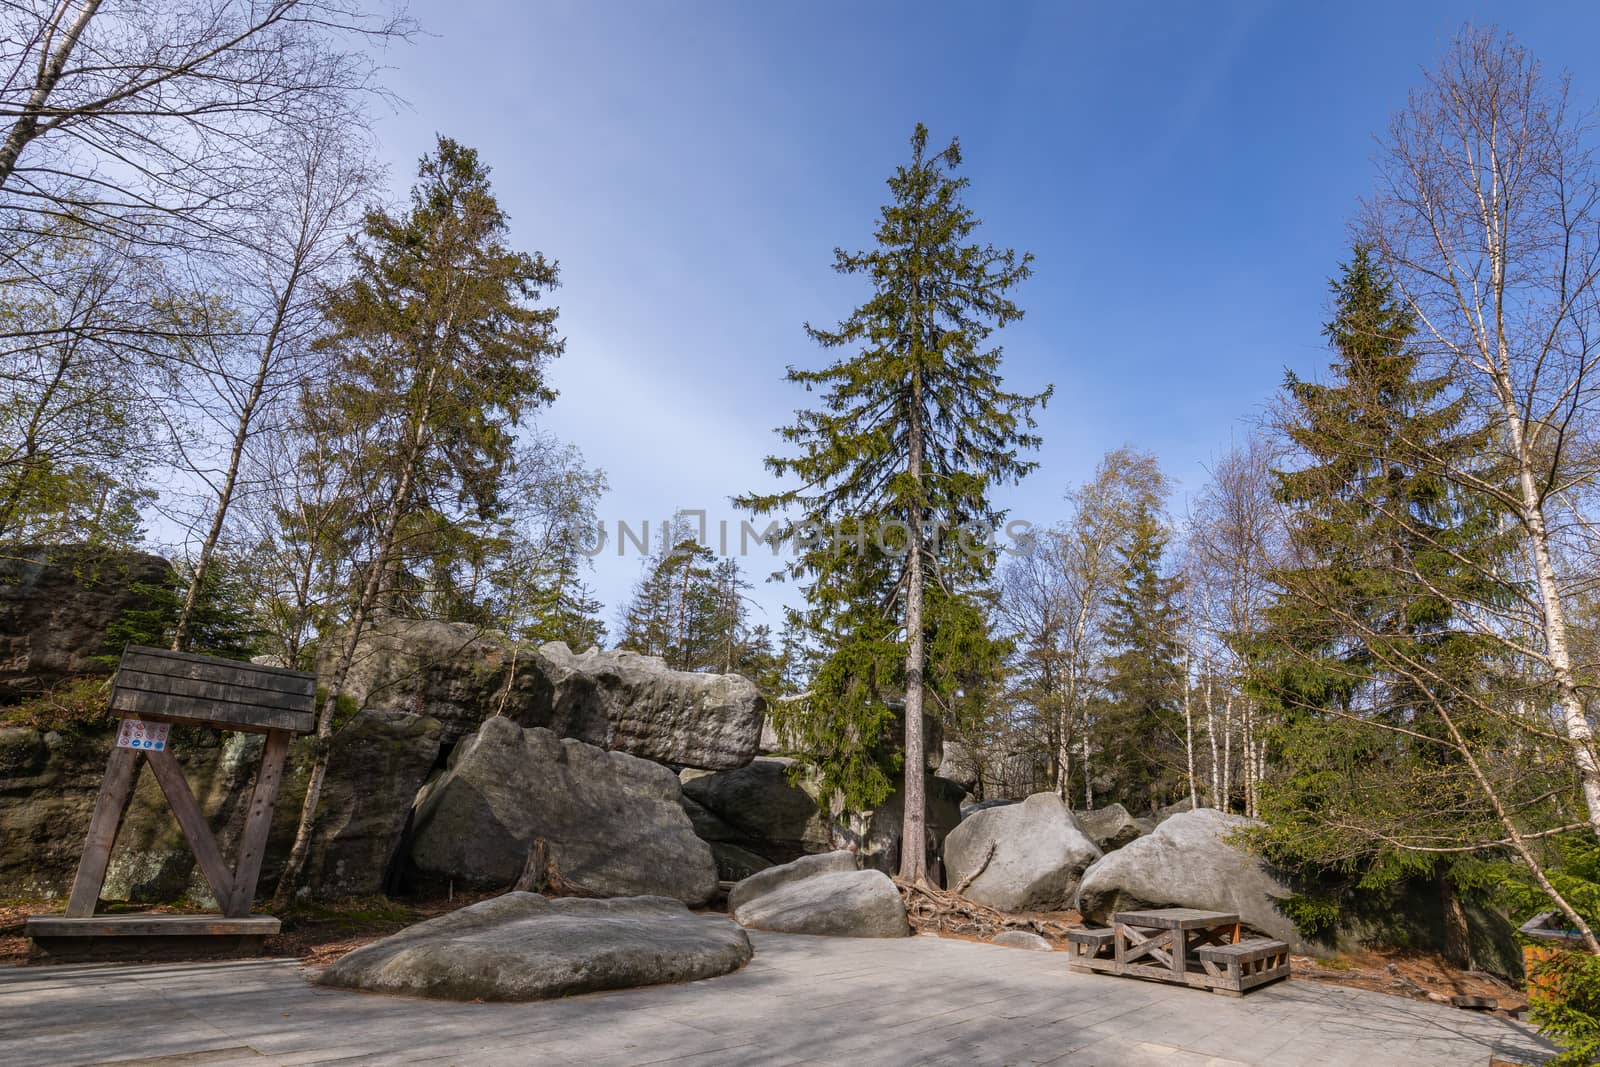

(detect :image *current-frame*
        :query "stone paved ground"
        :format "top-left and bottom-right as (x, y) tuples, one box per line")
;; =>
(0, 930), (1556, 1066)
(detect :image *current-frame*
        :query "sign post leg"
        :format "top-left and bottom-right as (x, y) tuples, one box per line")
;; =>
(65, 747), (143, 918)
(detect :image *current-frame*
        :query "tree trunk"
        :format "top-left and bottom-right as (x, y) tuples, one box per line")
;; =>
(1518, 472), (1600, 841)
(1438, 875), (1472, 971)
(173, 275), (299, 651)
(271, 366), (438, 911)
(1183, 649), (1197, 808)
(1206, 674), (1220, 808)
(1222, 693), (1234, 813)
(0, 0), (101, 192)
(898, 367), (928, 885)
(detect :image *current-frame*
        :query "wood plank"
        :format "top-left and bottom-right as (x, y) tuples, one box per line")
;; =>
(226, 729), (290, 917)
(26, 914), (279, 937)
(109, 688), (314, 734)
(1114, 908), (1240, 929)
(114, 669), (314, 712)
(119, 646), (316, 696)
(143, 747), (234, 908)
(65, 747), (143, 918)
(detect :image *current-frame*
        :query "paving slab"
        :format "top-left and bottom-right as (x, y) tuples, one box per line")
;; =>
(0, 929), (1555, 1066)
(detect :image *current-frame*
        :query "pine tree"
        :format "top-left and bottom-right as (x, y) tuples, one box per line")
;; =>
(1250, 246), (1529, 960)
(738, 125), (1049, 882)
(1096, 500), (1185, 812)
(273, 136), (563, 908)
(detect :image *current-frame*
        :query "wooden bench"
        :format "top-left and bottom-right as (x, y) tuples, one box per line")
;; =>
(1196, 937), (1291, 996)
(1067, 928), (1117, 973)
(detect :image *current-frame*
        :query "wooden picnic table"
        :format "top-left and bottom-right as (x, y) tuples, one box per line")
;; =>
(1113, 908), (1241, 987)
(1068, 907), (1291, 996)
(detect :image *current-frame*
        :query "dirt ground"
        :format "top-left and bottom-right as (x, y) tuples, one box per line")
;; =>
(0, 895), (1530, 1021)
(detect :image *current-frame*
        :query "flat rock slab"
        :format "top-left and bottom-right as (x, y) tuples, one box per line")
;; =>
(318, 893), (751, 1001)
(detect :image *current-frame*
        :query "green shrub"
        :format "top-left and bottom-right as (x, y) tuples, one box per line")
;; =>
(1531, 949), (1600, 1066)
(1281, 893), (1343, 940)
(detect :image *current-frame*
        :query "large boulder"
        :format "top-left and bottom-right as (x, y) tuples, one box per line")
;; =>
(0, 545), (172, 702)
(535, 642), (764, 769)
(681, 757), (832, 864)
(728, 852), (909, 938)
(1073, 802), (1143, 851)
(409, 717), (718, 906)
(1075, 808), (1305, 950)
(682, 757), (965, 878)
(318, 893), (752, 1001)
(296, 710), (441, 899)
(325, 621), (765, 768)
(943, 793), (1102, 912)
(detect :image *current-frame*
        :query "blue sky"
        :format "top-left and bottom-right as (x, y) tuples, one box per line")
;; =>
(370, 1), (1600, 634)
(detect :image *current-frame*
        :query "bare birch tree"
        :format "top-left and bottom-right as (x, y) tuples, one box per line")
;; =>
(161, 122), (372, 649)
(1365, 27), (1600, 840)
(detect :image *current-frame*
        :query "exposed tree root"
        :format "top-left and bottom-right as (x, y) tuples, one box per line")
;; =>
(895, 878), (1076, 942)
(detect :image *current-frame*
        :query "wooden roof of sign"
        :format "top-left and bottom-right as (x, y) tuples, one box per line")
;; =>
(109, 645), (316, 735)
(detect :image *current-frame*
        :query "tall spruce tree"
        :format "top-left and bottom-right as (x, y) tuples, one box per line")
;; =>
(1096, 499), (1185, 812)
(738, 125), (1048, 882)
(272, 136), (563, 908)
(1249, 247), (1536, 960)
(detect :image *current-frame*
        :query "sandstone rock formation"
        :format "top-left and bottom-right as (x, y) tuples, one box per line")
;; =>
(1072, 802), (1143, 851)
(409, 717), (718, 906)
(0, 545), (172, 701)
(319, 893), (752, 1000)
(537, 641), (763, 769)
(295, 710), (441, 899)
(327, 621), (765, 768)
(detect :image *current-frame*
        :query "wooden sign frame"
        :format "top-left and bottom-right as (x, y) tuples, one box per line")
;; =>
(27, 646), (315, 953)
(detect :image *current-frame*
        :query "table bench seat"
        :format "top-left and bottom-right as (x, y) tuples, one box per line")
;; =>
(1067, 928), (1117, 972)
(1196, 937), (1290, 995)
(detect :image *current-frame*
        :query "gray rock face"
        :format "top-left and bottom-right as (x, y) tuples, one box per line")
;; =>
(0, 726), (116, 897)
(682, 757), (832, 864)
(535, 642), (764, 770)
(326, 621), (765, 768)
(326, 620), (550, 744)
(846, 774), (967, 876)
(318, 892), (752, 1001)
(298, 711), (441, 899)
(409, 717), (718, 906)
(943, 793), (1102, 912)
(729, 852), (909, 938)
(681, 757), (964, 877)
(991, 930), (1053, 952)
(1075, 808), (1305, 950)
(1073, 803), (1143, 851)
(0, 545), (172, 701)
